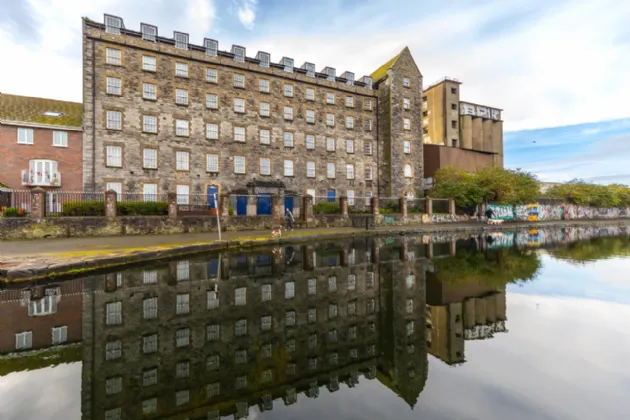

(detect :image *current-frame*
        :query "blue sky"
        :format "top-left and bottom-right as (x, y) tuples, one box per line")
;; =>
(1, 0), (628, 183)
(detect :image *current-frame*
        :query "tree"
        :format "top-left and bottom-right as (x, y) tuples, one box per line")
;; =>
(430, 167), (486, 208)
(544, 180), (630, 208)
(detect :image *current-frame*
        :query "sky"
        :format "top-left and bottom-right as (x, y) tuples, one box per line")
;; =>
(0, 0), (628, 183)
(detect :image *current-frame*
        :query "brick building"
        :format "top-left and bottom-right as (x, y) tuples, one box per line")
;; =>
(0, 93), (83, 191)
(82, 15), (424, 213)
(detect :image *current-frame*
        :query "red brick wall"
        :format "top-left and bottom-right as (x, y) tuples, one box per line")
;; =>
(0, 124), (83, 191)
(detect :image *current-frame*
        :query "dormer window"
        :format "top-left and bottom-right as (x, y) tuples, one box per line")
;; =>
(174, 32), (188, 50)
(324, 67), (336, 82)
(232, 46), (245, 63)
(305, 63), (315, 78)
(364, 76), (373, 89)
(204, 39), (218, 56)
(257, 52), (270, 68)
(141, 23), (157, 42)
(104, 14), (122, 35)
(282, 58), (294, 73)
(343, 72), (354, 86)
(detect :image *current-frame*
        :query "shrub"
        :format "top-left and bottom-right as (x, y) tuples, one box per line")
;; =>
(62, 201), (105, 216)
(2, 207), (27, 217)
(117, 201), (168, 216)
(313, 202), (340, 214)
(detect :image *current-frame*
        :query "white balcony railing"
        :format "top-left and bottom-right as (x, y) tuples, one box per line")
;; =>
(21, 170), (61, 187)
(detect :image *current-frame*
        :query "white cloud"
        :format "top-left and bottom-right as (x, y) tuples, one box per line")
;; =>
(236, 0), (257, 30)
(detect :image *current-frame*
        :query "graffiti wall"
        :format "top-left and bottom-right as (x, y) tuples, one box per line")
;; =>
(503, 203), (630, 222)
(489, 225), (629, 249)
(486, 204), (514, 220)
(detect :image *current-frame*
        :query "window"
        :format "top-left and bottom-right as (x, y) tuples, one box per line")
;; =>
(328, 276), (337, 292)
(365, 167), (373, 180)
(142, 55), (156, 71)
(284, 106), (293, 120)
(205, 123), (218, 140)
(259, 79), (270, 92)
(17, 128), (33, 144)
(451, 103), (457, 110)
(327, 163), (336, 178)
(175, 328), (190, 349)
(307, 278), (317, 295)
(206, 68), (218, 83)
(365, 142), (373, 155)
(284, 160), (294, 176)
(258, 101), (270, 117)
(143, 297), (158, 320)
(106, 48), (121, 65)
(143, 183), (157, 202)
(207, 290), (219, 310)
(106, 377), (122, 395)
(207, 325), (220, 341)
(175, 119), (189, 136)
(233, 46), (245, 62)
(176, 185), (189, 205)
(234, 98), (245, 113)
(346, 164), (355, 179)
(261, 284), (272, 301)
(234, 126), (245, 142)
(142, 399), (157, 415)
(306, 134), (315, 149)
(284, 84), (293, 97)
(235, 287), (247, 306)
(106, 77), (121, 95)
(365, 118), (372, 131)
(306, 161), (315, 178)
(365, 99), (373, 110)
(345, 96), (354, 107)
(404, 98), (411, 109)
(347, 190), (355, 206)
(142, 82), (156, 100)
(305, 62), (315, 77)
(235, 376), (247, 389)
(327, 113), (335, 126)
(206, 153), (219, 173)
(404, 141), (411, 154)
(346, 139), (354, 153)
(282, 57), (294, 72)
(451, 87), (458, 94)
(235, 349), (247, 364)
(176, 390), (189, 406)
(105, 408), (121, 420)
(175, 62), (189, 78)
(141, 23), (157, 41)
(234, 73), (245, 88)
(260, 129), (270, 145)
(407, 321), (414, 336)
(256, 51), (270, 68)
(143, 115), (157, 133)
(285, 281), (295, 299)
(176, 151), (190, 171)
(143, 270), (157, 284)
(51, 131), (68, 147)
(104, 14), (122, 34)
(406, 298), (414, 313)
(404, 164), (413, 178)
(326, 137), (335, 151)
(175, 88), (188, 105)
(143, 334), (158, 353)
(306, 189), (316, 200)
(260, 158), (271, 175)
(403, 77), (410, 87)
(106, 340), (122, 360)
(404, 118), (411, 130)
(106, 302), (122, 325)
(328, 304), (338, 318)
(174, 32), (189, 50)
(176, 263), (190, 282)
(106, 182), (122, 195)
(346, 116), (354, 129)
(326, 92), (335, 104)
(406, 275), (415, 289)
(106, 145), (122, 167)
(365, 191), (373, 206)
(235, 319), (247, 336)
(261, 315), (272, 331)
(207, 354), (220, 372)
(143, 148), (157, 169)
(176, 294), (190, 315)
(234, 156), (246, 173)
(306, 109), (315, 124)
(204, 38), (218, 56)
(452, 120), (457, 128)
(306, 87), (315, 101)
(452, 139), (458, 147)
(284, 132), (294, 147)
(286, 311), (296, 327)
(206, 93), (218, 109)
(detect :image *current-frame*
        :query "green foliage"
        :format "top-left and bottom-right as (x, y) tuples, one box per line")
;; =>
(228, 205), (234, 216)
(544, 180), (630, 208)
(117, 201), (168, 216)
(547, 236), (630, 263)
(313, 202), (340, 214)
(1, 207), (27, 217)
(379, 200), (400, 214)
(62, 201), (105, 216)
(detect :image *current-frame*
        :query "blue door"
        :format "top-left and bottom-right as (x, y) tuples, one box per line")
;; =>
(285, 196), (294, 214)
(236, 196), (247, 216)
(207, 185), (219, 214)
(327, 189), (336, 203)
(257, 194), (272, 215)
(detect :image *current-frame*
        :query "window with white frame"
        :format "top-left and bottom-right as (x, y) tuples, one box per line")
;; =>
(206, 154), (219, 172)
(143, 270), (157, 284)
(257, 51), (270, 67)
(207, 324), (220, 341)
(365, 191), (373, 206)
(234, 98), (245, 113)
(261, 284), (272, 301)
(234, 73), (245, 88)
(365, 166), (373, 180)
(282, 57), (294, 72)
(235, 287), (246, 306)
(234, 126), (245, 142)
(284, 131), (294, 147)
(259, 79), (270, 92)
(176, 185), (190, 205)
(142, 55), (156, 71)
(346, 139), (354, 153)
(141, 23), (157, 41)
(15, 331), (32, 350)
(404, 164), (413, 178)
(365, 118), (372, 131)
(105, 15), (122, 34)
(364, 142), (373, 155)
(284, 84), (293, 97)
(174, 32), (189, 50)
(234, 156), (246, 173)
(305, 62), (315, 77)
(346, 164), (355, 179)
(106, 145), (122, 167)
(106, 301), (122, 325)
(28, 160), (58, 185)
(143, 368), (158, 386)
(176, 151), (190, 171)
(235, 319), (247, 336)
(105, 340), (122, 360)
(175, 88), (189, 105)
(143, 183), (157, 202)
(106, 77), (121, 95)
(176, 261), (189, 280)
(143, 148), (157, 169)
(143, 297), (158, 319)
(206, 68), (218, 83)
(106, 376), (122, 395)
(326, 92), (335, 104)
(261, 315), (272, 331)
(143, 115), (157, 133)
(286, 311), (296, 327)
(346, 116), (354, 129)
(326, 137), (335, 151)
(327, 163), (336, 178)
(206, 123), (219, 140)
(285, 281), (295, 299)
(259, 102), (270, 116)
(176, 328), (190, 348)
(329, 304), (338, 318)
(259, 158), (271, 175)
(306, 109), (315, 123)
(403, 77), (410, 87)
(106, 182), (122, 195)
(106, 48), (121, 65)
(404, 118), (411, 130)
(308, 308), (317, 324)
(175, 119), (189, 136)
(347, 190), (355, 205)
(207, 290), (219, 309)
(175, 62), (188, 78)
(306, 87), (315, 100)
(176, 294), (190, 315)
(260, 129), (270, 144)
(233, 46), (245, 62)
(284, 106), (293, 120)
(404, 98), (411, 109)
(365, 99), (373, 110)
(52, 131), (68, 147)
(306, 134), (315, 149)
(143, 334), (158, 353)
(143, 399), (157, 415)
(206, 93), (218, 109)
(326, 113), (335, 126)
(17, 128), (33, 144)
(142, 82), (156, 100)
(308, 278), (317, 295)
(203, 38), (217, 55)
(404, 140), (411, 154)
(345, 96), (354, 107)
(279, 159), (295, 178)
(235, 349), (247, 364)
(306, 161), (315, 178)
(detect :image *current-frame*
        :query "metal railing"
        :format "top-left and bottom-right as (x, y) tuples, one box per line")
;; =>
(118, 193), (169, 216)
(176, 194), (218, 216)
(432, 198), (450, 214)
(407, 198), (426, 214)
(0, 190), (32, 216)
(45, 191), (106, 217)
(313, 196), (340, 214)
(379, 197), (401, 214)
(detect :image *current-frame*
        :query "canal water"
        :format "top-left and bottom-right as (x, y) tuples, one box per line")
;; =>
(1, 226), (630, 419)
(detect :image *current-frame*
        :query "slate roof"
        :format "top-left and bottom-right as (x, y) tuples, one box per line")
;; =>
(0, 93), (83, 128)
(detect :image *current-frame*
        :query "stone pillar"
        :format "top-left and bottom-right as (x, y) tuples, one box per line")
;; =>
(30, 187), (45, 219)
(449, 198), (456, 215)
(426, 197), (433, 215)
(168, 192), (178, 218)
(400, 197), (407, 217)
(219, 194), (229, 217)
(272, 194), (283, 226)
(221, 256), (230, 279)
(105, 190), (117, 218)
(340, 249), (349, 266)
(246, 195), (257, 216)
(302, 195), (314, 223)
(426, 242), (434, 259)
(340, 196), (348, 216)
(371, 196), (379, 215)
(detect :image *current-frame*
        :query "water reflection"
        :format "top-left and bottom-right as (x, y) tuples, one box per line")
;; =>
(1, 225), (629, 420)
